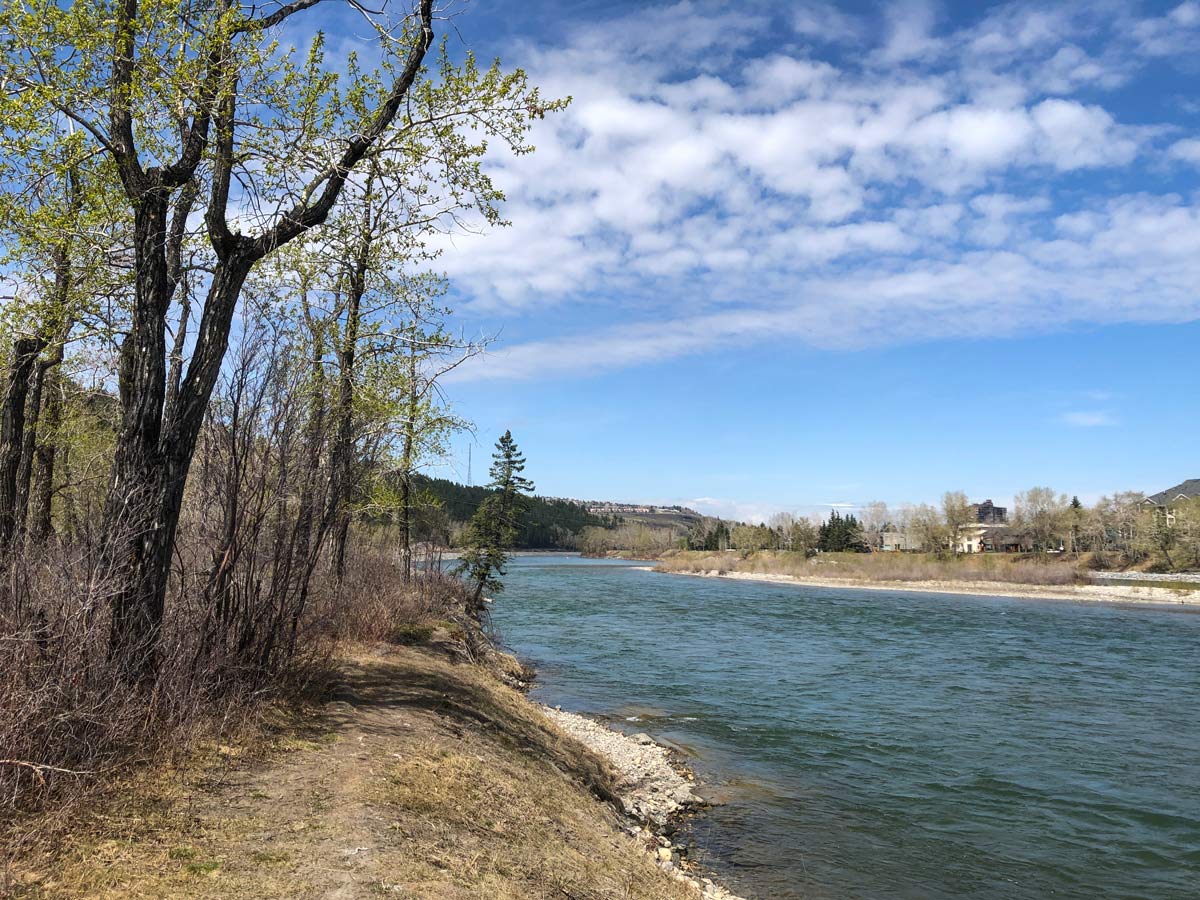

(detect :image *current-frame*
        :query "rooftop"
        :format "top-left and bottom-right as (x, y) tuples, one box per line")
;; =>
(1144, 479), (1200, 506)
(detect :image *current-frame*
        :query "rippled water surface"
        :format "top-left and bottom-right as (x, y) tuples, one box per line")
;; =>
(490, 555), (1200, 900)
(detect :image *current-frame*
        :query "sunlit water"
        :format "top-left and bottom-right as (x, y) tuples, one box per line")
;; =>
(490, 555), (1200, 900)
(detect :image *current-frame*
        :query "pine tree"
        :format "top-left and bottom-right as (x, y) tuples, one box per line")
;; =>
(456, 431), (535, 610)
(818, 510), (867, 552)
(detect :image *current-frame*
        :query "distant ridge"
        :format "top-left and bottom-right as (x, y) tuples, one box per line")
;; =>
(415, 476), (706, 548)
(570, 500), (704, 532)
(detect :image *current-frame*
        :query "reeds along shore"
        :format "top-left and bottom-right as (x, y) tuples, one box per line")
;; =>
(657, 549), (1080, 584)
(653, 550), (1200, 605)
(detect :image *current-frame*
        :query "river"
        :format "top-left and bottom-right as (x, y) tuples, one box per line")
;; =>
(489, 554), (1200, 900)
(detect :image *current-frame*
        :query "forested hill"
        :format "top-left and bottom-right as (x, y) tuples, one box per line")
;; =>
(413, 475), (616, 549)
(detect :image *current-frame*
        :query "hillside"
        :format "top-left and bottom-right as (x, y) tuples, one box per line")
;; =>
(411, 477), (706, 551)
(582, 502), (705, 532)
(414, 475), (617, 549)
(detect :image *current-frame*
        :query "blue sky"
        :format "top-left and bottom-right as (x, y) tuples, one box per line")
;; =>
(391, 0), (1200, 521)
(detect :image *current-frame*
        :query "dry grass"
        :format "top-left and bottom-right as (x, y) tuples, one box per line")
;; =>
(8, 644), (695, 900)
(0, 536), (483, 878)
(657, 549), (1085, 586)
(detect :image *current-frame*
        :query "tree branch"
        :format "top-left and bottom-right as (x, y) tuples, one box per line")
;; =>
(250, 0), (435, 260)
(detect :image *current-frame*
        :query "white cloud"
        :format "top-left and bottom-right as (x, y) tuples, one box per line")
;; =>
(1168, 138), (1200, 163)
(878, 0), (941, 63)
(685, 497), (779, 524)
(430, 0), (1200, 379)
(1132, 2), (1200, 56)
(1031, 99), (1139, 169)
(792, 3), (865, 44)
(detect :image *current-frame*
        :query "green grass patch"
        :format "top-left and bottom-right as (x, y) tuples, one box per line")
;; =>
(184, 860), (220, 876)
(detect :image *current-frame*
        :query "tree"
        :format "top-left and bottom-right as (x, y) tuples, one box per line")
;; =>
(818, 510), (866, 552)
(731, 523), (773, 551)
(859, 501), (889, 551)
(1067, 496), (1085, 554)
(1014, 487), (1069, 552)
(1086, 491), (1145, 564)
(908, 503), (948, 554)
(768, 512), (795, 549)
(1138, 504), (1178, 570)
(942, 491), (974, 555)
(788, 518), (819, 556)
(687, 517), (730, 551)
(1172, 499), (1200, 570)
(456, 432), (534, 610)
(0, 144), (120, 548)
(0, 0), (561, 674)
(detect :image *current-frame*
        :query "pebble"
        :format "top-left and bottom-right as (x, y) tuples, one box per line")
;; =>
(541, 705), (749, 900)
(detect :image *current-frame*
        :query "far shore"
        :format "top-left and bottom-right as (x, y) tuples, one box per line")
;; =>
(655, 567), (1200, 608)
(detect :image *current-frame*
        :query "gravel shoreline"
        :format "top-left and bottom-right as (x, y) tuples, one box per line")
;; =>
(660, 568), (1200, 607)
(542, 705), (747, 900)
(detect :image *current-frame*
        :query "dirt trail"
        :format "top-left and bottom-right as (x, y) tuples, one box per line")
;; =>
(20, 646), (696, 900)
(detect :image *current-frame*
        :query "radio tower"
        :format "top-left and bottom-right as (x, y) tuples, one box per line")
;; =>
(467, 444), (472, 486)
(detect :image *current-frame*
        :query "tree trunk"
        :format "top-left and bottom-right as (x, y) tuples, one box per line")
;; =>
(16, 207), (76, 546)
(103, 192), (253, 674)
(327, 297), (358, 582)
(102, 191), (175, 672)
(0, 338), (44, 550)
(30, 366), (63, 543)
(398, 333), (418, 581)
(12, 357), (49, 542)
(294, 288), (326, 568)
(327, 257), (367, 583)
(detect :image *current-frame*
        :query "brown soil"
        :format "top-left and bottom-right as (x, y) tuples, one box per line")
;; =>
(10, 644), (696, 900)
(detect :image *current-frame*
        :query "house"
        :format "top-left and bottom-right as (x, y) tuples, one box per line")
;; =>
(956, 524), (987, 554)
(1142, 479), (1200, 525)
(980, 528), (1034, 553)
(880, 530), (921, 552)
(1143, 479), (1200, 508)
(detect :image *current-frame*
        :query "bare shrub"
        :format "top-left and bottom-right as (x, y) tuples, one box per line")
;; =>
(0, 539), (287, 836)
(0, 321), (476, 838)
(313, 543), (472, 646)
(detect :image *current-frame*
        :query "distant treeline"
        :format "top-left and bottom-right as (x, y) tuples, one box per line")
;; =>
(413, 475), (616, 549)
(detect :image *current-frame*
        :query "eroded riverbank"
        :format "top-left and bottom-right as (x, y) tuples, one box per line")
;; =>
(8, 643), (737, 900)
(543, 706), (746, 900)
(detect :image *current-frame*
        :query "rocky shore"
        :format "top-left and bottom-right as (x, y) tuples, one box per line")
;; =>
(543, 705), (747, 900)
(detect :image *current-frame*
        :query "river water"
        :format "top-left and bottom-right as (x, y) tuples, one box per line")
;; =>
(489, 555), (1200, 900)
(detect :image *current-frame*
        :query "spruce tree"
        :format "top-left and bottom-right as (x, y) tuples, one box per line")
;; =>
(456, 431), (535, 610)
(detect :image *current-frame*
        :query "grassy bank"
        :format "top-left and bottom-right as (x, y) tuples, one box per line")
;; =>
(656, 549), (1087, 585)
(655, 551), (1200, 606)
(4, 639), (710, 900)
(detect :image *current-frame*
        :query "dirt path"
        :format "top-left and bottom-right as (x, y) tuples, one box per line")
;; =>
(20, 646), (698, 900)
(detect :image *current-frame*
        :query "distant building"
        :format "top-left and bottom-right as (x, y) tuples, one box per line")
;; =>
(956, 524), (988, 554)
(880, 530), (921, 552)
(972, 500), (1007, 524)
(980, 528), (1033, 553)
(1142, 479), (1200, 509)
(1142, 479), (1200, 525)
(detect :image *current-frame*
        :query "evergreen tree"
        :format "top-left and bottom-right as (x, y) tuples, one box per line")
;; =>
(818, 510), (867, 552)
(456, 431), (535, 609)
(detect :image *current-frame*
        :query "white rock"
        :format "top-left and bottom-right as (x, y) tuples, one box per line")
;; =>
(539, 704), (748, 900)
